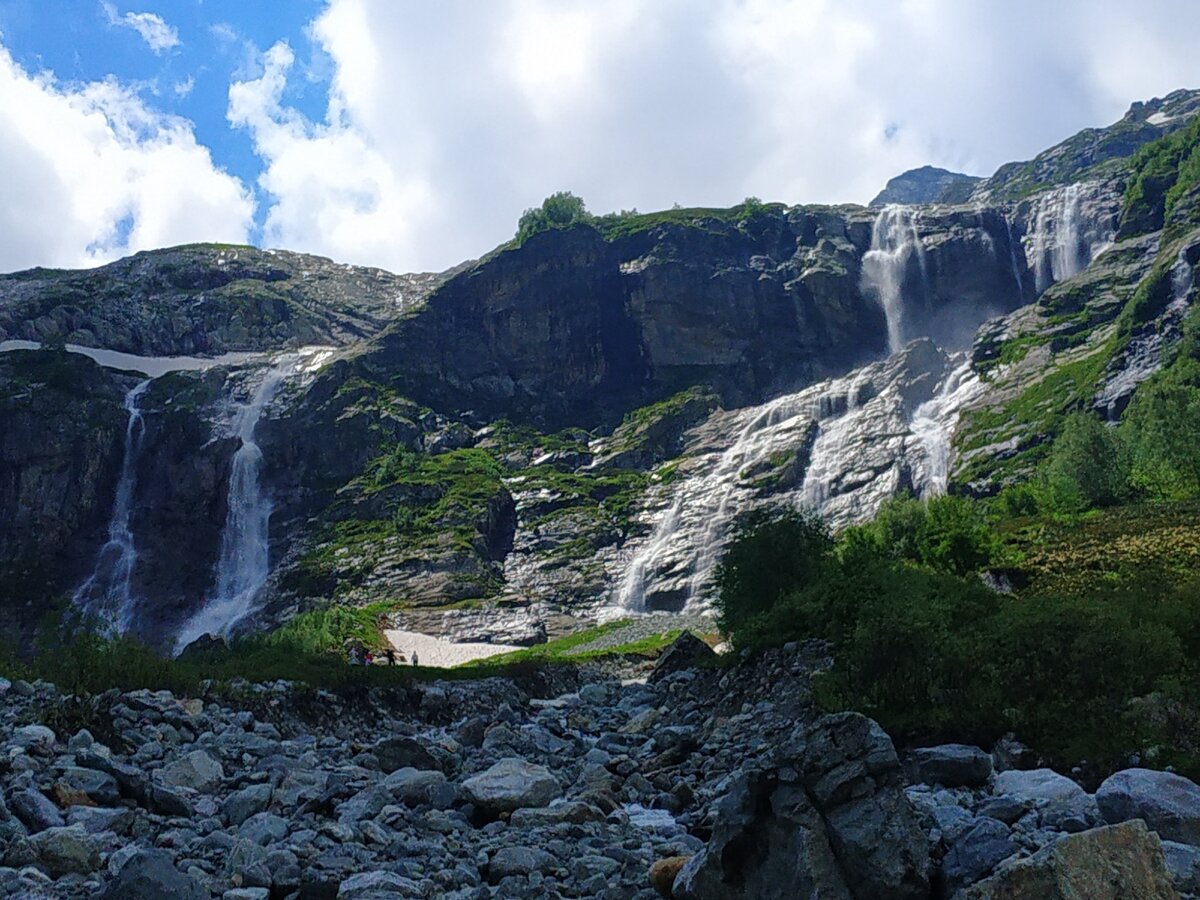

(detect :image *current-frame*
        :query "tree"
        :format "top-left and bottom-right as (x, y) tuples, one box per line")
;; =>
(515, 191), (591, 243)
(1040, 412), (1126, 512)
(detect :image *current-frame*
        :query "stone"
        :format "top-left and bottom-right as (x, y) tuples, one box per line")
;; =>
(382, 767), (448, 805)
(157, 749), (224, 793)
(1163, 840), (1200, 896)
(906, 743), (993, 788)
(648, 632), (717, 684)
(9, 789), (64, 833)
(10, 725), (56, 752)
(1096, 768), (1200, 846)
(60, 766), (122, 806)
(509, 801), (607, 827)
(239, 812), (289, 846)
(650, 856), (691, 898)
(337, 870), (422, 897)
(223, 890), (270, 900)
(487, 847), (559, 884)
(101, 848), (208, 900)
(27, 826), (101, 877)
(962, 820), (1178, 899)
(67, 806), (136, 835)
(993, 768), (1100, 833)
(461, 757), (562, 816)
(372, 736), (443, 774)
(942, 817), (1019, 893)
(222, 783), (274, 827)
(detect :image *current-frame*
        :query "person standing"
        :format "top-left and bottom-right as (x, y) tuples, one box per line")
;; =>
(385, 647), (397, 666)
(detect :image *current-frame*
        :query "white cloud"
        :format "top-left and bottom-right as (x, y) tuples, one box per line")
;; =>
(100, 2), (181, 54)
(173, 75), (194, 98)
(0, 44), (254, 272)
(227, 0), (1200, 275)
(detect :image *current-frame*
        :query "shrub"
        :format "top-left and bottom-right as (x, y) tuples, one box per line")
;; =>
(1039, 412), (1126, 512)
(712, 507), (833, 636)
(515, 191), (592, 243)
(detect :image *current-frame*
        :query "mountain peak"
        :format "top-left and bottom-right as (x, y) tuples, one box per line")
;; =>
(869, 166), (982, 207)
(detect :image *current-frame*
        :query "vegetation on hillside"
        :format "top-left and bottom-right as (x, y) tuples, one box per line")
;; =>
(1121, 114), (1200, 237)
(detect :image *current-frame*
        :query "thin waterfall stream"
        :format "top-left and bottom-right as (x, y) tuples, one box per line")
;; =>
(71, 379), (152, 632)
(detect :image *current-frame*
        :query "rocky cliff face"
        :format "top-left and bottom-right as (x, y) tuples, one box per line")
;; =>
(1, 90), (1199, 649)
(871, 165), (983, 207)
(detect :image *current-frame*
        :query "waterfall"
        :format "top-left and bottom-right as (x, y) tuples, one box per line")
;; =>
(1025, 182), (1114, 294)
(1172, 250), (1195, 305)
(908, 357), (985, 497)
(861, 205), (929, 354)
(72, 379), (151, 632)
(1004, 215), (1026, 301)
(617, 388), (823, 612)
(172, 351), (323, 653)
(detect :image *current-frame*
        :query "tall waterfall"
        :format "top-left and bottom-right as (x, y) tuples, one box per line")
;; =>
(1004, 215), (1026, 301)
(908, 357), (985, 497)
(72, 379), (151, 632)
(1026, 183), (1114, 294)
(173, 349), (330, 653)
(861, 205), (929, 354)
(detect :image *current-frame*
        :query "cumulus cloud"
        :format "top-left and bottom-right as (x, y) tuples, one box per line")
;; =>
(0, 44), (254, 272)
(229, 0), (1200, 274)
(100, 2), (181, 54)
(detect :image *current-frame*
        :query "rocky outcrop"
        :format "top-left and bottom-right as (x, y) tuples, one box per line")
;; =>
(871, 166), (983, 208)
(0, 244), (450, 356)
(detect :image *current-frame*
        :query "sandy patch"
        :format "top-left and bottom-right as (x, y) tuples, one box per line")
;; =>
(383, 629), (521, 668)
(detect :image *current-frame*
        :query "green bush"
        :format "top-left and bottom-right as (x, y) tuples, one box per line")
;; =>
(839, 494), (997, 576)
(515, 191), (592, 243)
(717, 504), (1200, 775)
(1120, 357), (1200, 500)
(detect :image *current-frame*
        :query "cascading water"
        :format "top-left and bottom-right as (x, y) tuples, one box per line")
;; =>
(861, 205), (929, 354)
(71, 379), (152, 632)
(1025, 182), (1114, 294)
(1003, 215), (1026, 301)
(908, 357), (985, 497)
(173, 348), (331, 653)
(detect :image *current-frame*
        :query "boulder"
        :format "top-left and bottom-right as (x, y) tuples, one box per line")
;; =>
(9, 788), (64, 833)
(906, 744), (993, 788)
(372, 736), (445, 775)
(27, 825), (101, 877)
(157, 749), (224, 793)
(674, 713), (928, 899)
(1096, 768), (1200, 846)
(1163, 840), (1200, 896)
(382, 767), (448, 806)
(649, 632), (716, 684)
(993, 768), (1099, 833)
(59, 766), (122, 806)
(962, 820), (1178, 899)
(461, 757), (562, 816)
(222, 783), (274, 827)
(941, 817), (1018, 893)
(487, 846), (559, 884)
(510, 801), (607, 827)
(337, 870), (422, 897)
(101, 848), (212, 900)
(650, 856), (691, 898)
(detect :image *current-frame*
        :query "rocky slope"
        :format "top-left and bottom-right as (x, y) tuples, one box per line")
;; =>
(0, 89), (1199, 651)
(0, 245), (451, 356)
(0, 642), (1197, 898)
(871, 166), (982, 207)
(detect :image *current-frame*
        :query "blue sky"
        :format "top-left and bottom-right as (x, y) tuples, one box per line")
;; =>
(0, 1), (1197, 274)
(0, 0), (325, 229)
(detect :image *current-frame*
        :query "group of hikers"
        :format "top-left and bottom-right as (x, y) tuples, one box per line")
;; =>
(346, 644), (418, 667)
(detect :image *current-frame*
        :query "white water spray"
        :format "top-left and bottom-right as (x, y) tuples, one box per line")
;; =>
(1025, 183), (1114, 294)
(72, 379), (151, 632)
(861, 205), (929, 354)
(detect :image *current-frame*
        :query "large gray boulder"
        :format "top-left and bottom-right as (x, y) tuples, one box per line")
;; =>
(8, 788), (64, 833)
(941, 817), (1019, 893)
(992, 768), (1100, 833)
(156, 749), (224, 793)
(674, 712), (929, 899)
(461, 757), (562, 816)
(101, 848), (209, 900)
(906, 744), (993, 788)
(1163, 840), (1200, 897)
(649, 631), (717, 684)
(962, 820), (1178, 899)
(1096, 768), (1200, 846)
(26, 826), (102, 877)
